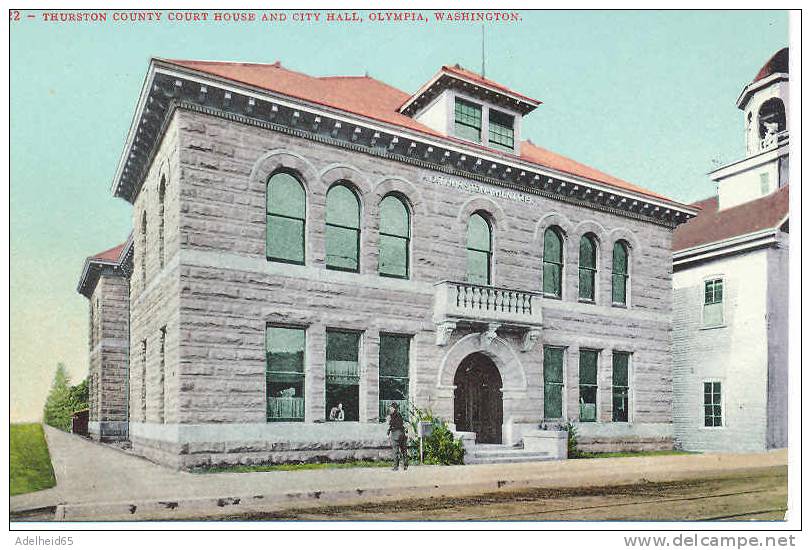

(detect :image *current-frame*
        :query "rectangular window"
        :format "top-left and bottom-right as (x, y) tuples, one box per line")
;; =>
(379, 334), (410, 422)
(703, 381), (722, 427)
(703, 279), (724, 327)
(612, 352), (630, 422)
(326, 330), (361, 422)
(579, 349), (599, 422)
(543, 347), (565, 419)
(760, 172), (770, 195)
(454, 98), (482, 142)
(488, 109), (515, 152)
(266, 326), (305, 422)
(325, 225), (360, 272)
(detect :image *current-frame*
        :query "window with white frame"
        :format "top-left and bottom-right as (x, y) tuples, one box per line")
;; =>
(703, 278), (724, 327)
(703, 381), (723, 427)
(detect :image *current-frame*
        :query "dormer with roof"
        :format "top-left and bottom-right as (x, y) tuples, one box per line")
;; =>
(398, 64), (540, 155)
(713, 48), (789, 211)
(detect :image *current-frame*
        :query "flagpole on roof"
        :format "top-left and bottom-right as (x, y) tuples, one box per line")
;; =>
(481, 24), (486, 78)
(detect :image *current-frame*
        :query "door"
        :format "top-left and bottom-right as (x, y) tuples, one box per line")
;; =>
(453, 353), (503, 444)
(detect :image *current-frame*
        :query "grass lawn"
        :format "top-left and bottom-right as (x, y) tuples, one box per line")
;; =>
(193, 459), (396, 474)
(10, 423), (57, 496)
(574, 450), (697, 459)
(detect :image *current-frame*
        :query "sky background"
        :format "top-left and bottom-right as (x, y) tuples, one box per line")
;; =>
(10, 9), (788, 421)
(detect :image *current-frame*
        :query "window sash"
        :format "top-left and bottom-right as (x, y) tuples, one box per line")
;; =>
(466, 249), (491, 285)
(543, 261), (562, 297)
(326, 224), (360, 271)
(379, 234), (409, 278)
(454, 99), (482, 142)
(704, 280), (723, 305)
(579, 266), (596, 301)
(488, 110), (515, 150)
(267, 214), (305, 264)
(612, 273), (628, 305)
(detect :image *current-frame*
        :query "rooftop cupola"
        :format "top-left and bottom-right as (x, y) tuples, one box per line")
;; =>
(399, 64), (541, 155)
(737, 48), (789, 156)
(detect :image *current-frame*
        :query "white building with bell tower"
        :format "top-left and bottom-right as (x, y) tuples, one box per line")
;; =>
(671, 48), (789, 453)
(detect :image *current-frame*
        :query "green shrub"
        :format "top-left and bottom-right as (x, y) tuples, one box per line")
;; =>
(407, 405), (465, 465)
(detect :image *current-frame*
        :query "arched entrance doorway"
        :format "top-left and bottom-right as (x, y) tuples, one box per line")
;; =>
(453, 353), (503, 444)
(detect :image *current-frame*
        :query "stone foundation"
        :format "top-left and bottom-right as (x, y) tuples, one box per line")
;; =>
(129, 422), (394, 470)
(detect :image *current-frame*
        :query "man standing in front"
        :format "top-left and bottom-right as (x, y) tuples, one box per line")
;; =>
(387, 402), (408, 471)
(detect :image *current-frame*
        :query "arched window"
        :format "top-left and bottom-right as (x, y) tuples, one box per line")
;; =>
(578, 234), (598, 302)
(158, 176), (166, 270)
(140, 211), (147, 288)
(612, 241), (629, 305)
(466, 213), (492, 285)
(266, 172), (306, 264)
(378, 195), (410, 279)
(543, 227), (564, 297)
(758, 98), (786, 149)
(326, 183), (361, 272)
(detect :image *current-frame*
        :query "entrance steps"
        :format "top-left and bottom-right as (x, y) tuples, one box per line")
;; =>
(465, 443), (555, 465)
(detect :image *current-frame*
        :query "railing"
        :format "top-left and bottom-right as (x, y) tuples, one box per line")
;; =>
(433, 280), (543, 327)
(761, 130), (789, 150)
(379, 399), (410, 423)
(267, 397), (305, 421)
(455, 283), (535, 315)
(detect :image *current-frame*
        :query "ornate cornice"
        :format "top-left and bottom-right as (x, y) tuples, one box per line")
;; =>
(113, 64), (698, 228)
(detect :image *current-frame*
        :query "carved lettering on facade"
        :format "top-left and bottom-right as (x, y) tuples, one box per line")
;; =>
(424, 174), (534, 206)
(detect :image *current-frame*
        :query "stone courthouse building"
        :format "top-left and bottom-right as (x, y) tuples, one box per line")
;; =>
(77, 57), (696, 468)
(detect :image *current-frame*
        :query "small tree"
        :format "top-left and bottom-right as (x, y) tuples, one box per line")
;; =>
(42, 364), (88, 432)
(43, 364), (73, 431)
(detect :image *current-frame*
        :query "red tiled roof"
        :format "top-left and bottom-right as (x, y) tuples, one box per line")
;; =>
(754, 48), (788, 83)
(672, 186), (789, 251)
(520, 141), (670, 201)
(90, 242), (126, 262)
(441, 64), (541, 105)
(161, 58), (678, 204)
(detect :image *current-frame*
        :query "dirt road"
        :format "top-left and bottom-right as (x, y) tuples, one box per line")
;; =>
(223, 465), (787, 521)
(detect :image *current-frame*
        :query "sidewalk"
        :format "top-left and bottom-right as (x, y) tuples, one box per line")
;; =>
(11, 426), (788, 521)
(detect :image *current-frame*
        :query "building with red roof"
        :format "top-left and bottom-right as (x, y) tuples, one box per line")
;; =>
(81, 55), (698, 465)
(672, 49), (789, 453)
